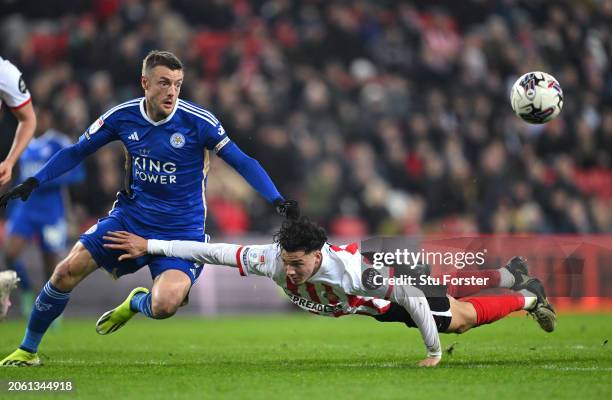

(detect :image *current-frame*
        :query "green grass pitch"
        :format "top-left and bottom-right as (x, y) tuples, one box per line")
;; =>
(1, 313), (611, 399)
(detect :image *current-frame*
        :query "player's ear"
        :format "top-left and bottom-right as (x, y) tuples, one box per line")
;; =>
(314, 250), (322, 265)
(141, 75), (148, 91)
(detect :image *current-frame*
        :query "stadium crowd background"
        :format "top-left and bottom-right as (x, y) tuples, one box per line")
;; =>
(0, 0), (611, 238)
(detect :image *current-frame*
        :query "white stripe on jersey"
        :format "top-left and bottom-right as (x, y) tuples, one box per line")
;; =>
(177, 106), (217, 127)
(102, 98), (142, 120)
(178, 100), (219, 124)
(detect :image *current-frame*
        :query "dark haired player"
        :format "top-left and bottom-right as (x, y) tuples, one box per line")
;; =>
(0, 50), (298, 367)
(101, 218), (556, 367)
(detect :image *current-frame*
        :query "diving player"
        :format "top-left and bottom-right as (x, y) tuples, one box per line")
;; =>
(101, 217), (556, 367)
(0, 50), (298, 367)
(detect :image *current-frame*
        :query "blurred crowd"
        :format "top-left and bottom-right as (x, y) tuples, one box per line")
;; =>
(1, 0), (611, 236)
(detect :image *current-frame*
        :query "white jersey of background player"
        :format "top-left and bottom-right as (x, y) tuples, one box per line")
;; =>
(0, 56), (37, 185)
(0, 56), (37, 318)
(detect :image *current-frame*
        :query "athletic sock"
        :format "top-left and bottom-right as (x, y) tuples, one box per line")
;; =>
(19, 281), (70, 353)
(130, 291), (154, 318)
(498, 267), (515, 288)
(519, 289), (537, 310)
(463, 293), (525, 326)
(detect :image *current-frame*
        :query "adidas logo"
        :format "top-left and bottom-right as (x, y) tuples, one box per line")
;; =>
(128, 131), (140, 141)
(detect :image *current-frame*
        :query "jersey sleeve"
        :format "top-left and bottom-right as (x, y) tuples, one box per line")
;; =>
(236, 244), (280, 278)
(34, 113), (119, 184)
(147, 240), (279, 278)
(76, 113), (120, 155)
(197, 111), (232, 155)
(0, 60), (31, 108)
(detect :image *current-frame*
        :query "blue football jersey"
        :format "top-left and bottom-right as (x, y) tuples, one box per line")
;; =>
(12, 129), (84, 221)
(78, 98), (231, 237)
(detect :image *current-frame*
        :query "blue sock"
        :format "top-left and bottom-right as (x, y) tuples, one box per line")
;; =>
(19, 281), (70, 353)
(130, 292), (154, 318)
(11, 260), (32, 290)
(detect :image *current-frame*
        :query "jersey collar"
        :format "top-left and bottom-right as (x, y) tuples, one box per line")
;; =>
(307, 244), (330, 282)
(139, 98), (178, 126)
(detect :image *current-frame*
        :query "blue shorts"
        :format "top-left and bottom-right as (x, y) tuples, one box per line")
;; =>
(79, 208), (207, 285)
(6, 208), (67, 254)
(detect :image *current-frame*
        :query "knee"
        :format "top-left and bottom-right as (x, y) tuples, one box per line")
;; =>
(49, 250), (87, 291)
(151, 297), (180, 319)
(50, 262), (74, 291)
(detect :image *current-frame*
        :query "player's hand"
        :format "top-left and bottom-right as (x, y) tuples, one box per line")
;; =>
(103, 231), (148, 261)
(417, 357), (441, 367)
(0, 177), (39, 208)
(274, 199), (300, 220)
(0, 160), (15, 186)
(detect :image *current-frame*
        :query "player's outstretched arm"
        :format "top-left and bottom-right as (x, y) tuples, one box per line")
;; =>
(103, 231), (244, 267)
(0, 101), (36, 185)
(0, 144), (83, 208)
(0, 115), (117, 208)
(387, 285), (443, 367)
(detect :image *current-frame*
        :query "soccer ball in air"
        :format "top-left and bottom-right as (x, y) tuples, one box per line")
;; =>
(510, 71), (563, 124)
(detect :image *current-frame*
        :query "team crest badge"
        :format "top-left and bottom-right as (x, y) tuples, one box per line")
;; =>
(170, 133), (185, 148)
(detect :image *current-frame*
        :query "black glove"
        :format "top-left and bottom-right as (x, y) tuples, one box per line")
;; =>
(274, 199), (300, 220)
(0, 177), (39, 208)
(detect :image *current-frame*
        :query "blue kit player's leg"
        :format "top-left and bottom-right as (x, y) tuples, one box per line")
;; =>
(1, 240), (98, 367)
(4, 210), (35, 293)
(4, 209), (36, 316)
(96, 237), (206, 335)
(38, 218), (69, 327)
(96, 257), (203, 335)
(0, 211), (142, 367)
(40, 218), (68, 277)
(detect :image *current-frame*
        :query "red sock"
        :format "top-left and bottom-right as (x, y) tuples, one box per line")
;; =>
(444, 270), (501, 298)
(463, 294), (525, 326)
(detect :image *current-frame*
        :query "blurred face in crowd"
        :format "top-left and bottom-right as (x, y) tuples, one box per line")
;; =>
(281, 249), (322, 285)
(141, 65), (183, 121)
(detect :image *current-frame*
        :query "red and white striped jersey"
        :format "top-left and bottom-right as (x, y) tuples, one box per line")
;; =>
(0, 56), (31, 110)
(235, 242), (392, 317)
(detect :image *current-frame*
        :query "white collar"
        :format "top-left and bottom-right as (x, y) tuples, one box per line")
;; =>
(139, 97), (178, 126)
(307, 245), (330, 282)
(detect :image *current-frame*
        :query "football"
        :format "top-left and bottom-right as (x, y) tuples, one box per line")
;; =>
(510, 71), (564, 124)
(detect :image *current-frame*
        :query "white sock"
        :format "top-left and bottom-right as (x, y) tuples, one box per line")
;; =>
(499, 267), (515, 288)
(519, 289), (537, 310)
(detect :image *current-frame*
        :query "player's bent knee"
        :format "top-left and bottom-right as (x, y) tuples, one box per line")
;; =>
(50, 261), (76, 291)
(150, 299), (179, 319)
(150, 292), (184, 319)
